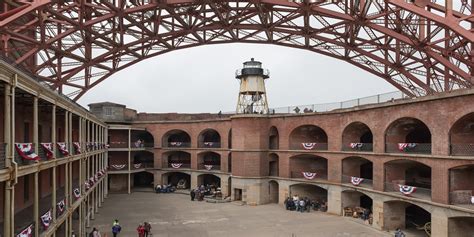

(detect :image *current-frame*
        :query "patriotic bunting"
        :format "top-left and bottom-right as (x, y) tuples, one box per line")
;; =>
(204, 165), (213, 170)
(302, 143), (316, 150)
(171, 163), (183, 169)
(40, 210), (52, 229)
(398, 184), (417, 195)
(14, 143), (40, 161)
(16, 224), (34, 237)
(57, 199), (65, 214)
(40, 143), (54, 159)
(204, 142), (214, 147)
(56, 142), (69, 156)
(398, 143), (417, 152)
(350, 143), (363, 149)
(350, 176), (364, 186)
(302, 172), (317, 180)
(134, 163), (142, 169)
(85, 180), (91, 190)
(170, 142), (182, 147)
(73, 142), (81, 154)
(111, 164), (126, 170)
(73, 188), (81, 199)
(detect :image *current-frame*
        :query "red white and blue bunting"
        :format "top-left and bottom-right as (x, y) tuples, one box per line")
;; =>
(56, 142), (69, 156)
(301, 143), (316, 150)
(85, 180), (91, 190)
(15, 143), (40, 161)
(111, 164), (126, 170)
(57, 199), (65, 214)
(350, 176), (364, 186)
(350, 143), (363, 149)
(40, 210), (52, 229)
(204, 165), (213, 171)
(73, 142), (81, 154)
(398, 143), (417, 152)
(133, 163), (142, 169)
(171, 163), (183, 169)
(40, 143), (54, 159)
(170, 142), (182, 147)
(204, 142), (214, 147)
(16, 224), (34, 237)
(398, 184), (417, 195)
(73, 188), (81, 199)
(302, 172), (317, 180)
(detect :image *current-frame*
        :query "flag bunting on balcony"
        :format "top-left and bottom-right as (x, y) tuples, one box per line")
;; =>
(204, 165), (213, 170)
(73, 142), (81, 154)
(302, 172), (317, 180)
(40, 210), (52, 229)
(350, 143), (363, 149)
(89, 177), (95, 186)
(171, 163), (183, 169)
(398, 184), (417, 195)
(204, 142), (214, 147)
(398, 143), (417, 152)
(57, 199), (65, 214)
(16, 224), (33, 237)
(170, 142), (182, 147)
(86, 142), (93, 151)
(94, 174), (99, 182)
(73, 188), (81, 199)
(134, 163), (142, 169)
(85, 180), (91, 190)
(351, 176), (364, 186)
(40, 143), (54, 159)
(56, 142), (69, 156)
(15, 143), (40, 161)
(97, 171), (103, 178)
(111, 164), (126, 170)
(302, 143), (316, 150)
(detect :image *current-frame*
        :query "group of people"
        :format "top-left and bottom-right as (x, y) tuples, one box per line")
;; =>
(190, 184), (222, 201)
(136, 222), (152, 237)
(154, 184), (176, 193)
(283, 195), (327, 213)
(89, 219), (152, 237)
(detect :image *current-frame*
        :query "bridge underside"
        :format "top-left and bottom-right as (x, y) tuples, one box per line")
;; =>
(0, 0), (473, 100)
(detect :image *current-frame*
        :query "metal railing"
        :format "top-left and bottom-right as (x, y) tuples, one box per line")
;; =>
(341, 143), (373, 152)
(166, 163), (191, 169)
(198, 164), (221, 171)
(0, 144), (6, 169)
(270, 91), (407, 114)
(385, 143), (431, 154)
(109, 142), (129, 148)
(166, 142), (191, 148)
(450, 144), (474, 156)
(449, 190), (474, 206)
(342, 175), (373, 188)
(199, 142), (221, 148)
(384, 182), (431, 200)
(290, 143), (328, 151)
(290, 171), (328, 180)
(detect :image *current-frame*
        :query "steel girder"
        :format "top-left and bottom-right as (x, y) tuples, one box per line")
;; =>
(0, 0), (473, 101)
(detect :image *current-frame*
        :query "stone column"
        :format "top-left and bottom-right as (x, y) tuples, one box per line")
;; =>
(327, 185), (342, 215)
(34, 172), (39, 237)
(371, 198), (384, 230)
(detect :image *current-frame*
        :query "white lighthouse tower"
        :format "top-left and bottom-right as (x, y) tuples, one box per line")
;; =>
(235, 58), (270, 114)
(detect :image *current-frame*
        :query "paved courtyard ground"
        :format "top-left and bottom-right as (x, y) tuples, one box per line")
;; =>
(89, 191), (394, 237)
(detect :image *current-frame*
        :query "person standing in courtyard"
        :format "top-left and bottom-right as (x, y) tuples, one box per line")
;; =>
(144, 222), (152, 237)
(137, 223), (145, 237)
(190, 189), (195, 201)
(112, 221), (122, 237)
(90, 227), (101, 237)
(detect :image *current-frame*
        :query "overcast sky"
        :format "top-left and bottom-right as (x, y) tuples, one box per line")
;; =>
(78, 43), (397, 113)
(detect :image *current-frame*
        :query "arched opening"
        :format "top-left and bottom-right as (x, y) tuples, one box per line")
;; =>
(197, 151), (221, 171)
(131, 130), (155, 148)
(342, 157), (373, 188)
(449, 165), (474, 207)
(197, 174), (221, 188)
(133, 151), (154, 169)
(289, 125), (328, 150)
(342, 122), (373, 151)
(162, 129), (191, 148)
(341, 190), (373, 224)
(269, 126), (279, 150)
(289, 154), (327, 180)
(228, 129), (232, 149)
(228, 153), (232, 173)
(385, 117), (431, 154)
(133, 172), (154, 188)
(448, 217), (474, 237)
(162, 172), (191, 190)
(198, 129), (221, 148)
(450, 112), (474, 156)
(268, 180), (279, 204)
(384, 160), (431, 200)
(383, 201), (431, 236)
(162, 151), (191, 169)
(268, 153), (279, 177)
(289, 183), (327, 212)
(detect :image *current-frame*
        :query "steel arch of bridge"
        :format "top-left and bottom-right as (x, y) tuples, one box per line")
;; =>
(0, 0), (473, 101)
